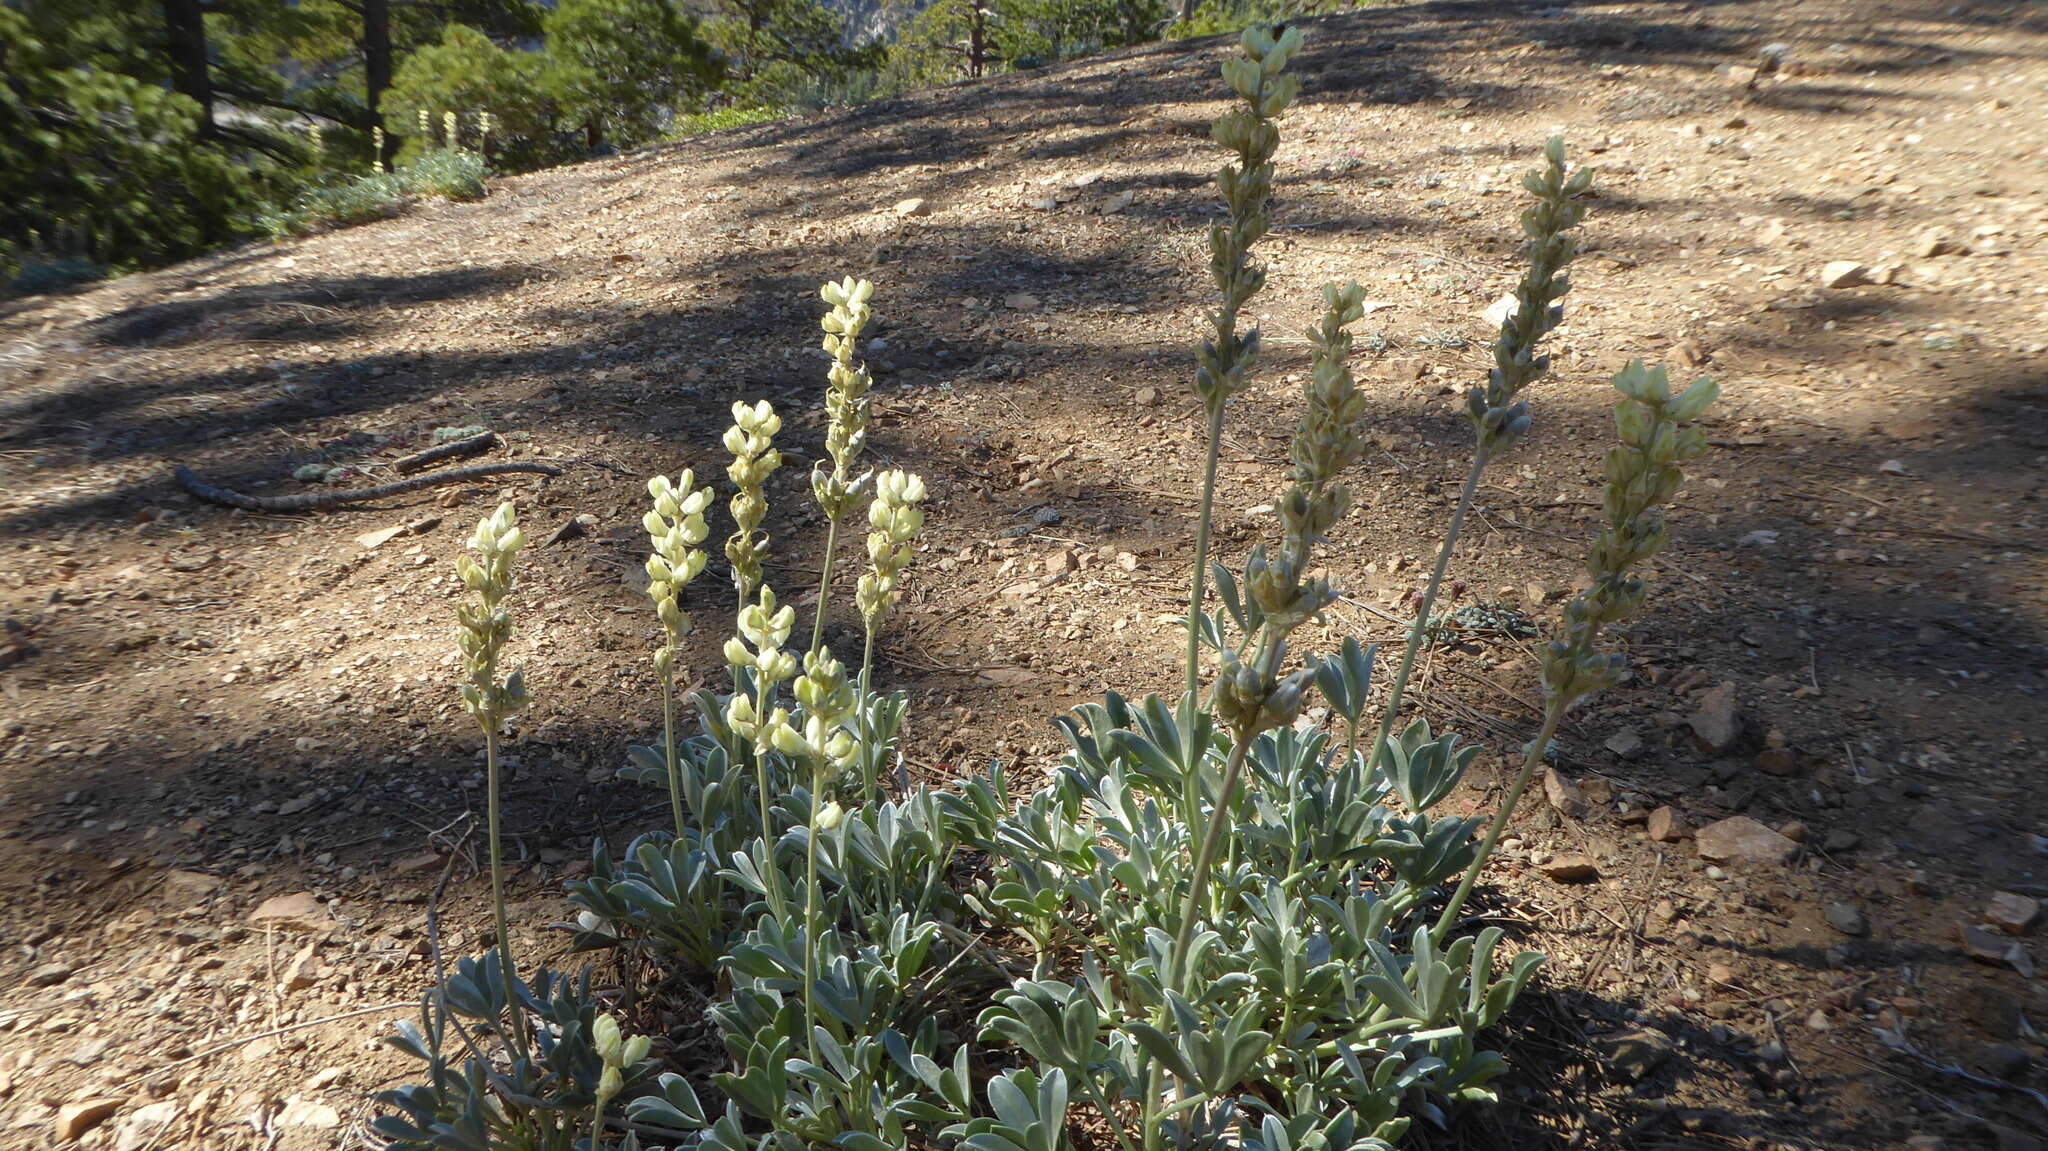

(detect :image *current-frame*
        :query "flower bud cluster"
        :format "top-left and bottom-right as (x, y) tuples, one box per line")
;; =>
(1214, 643), (1316, 735)
(644, 470), (714, 674)
(443, 109), (457, 149)
(454, 503), (530, 728)
(813, 278), (877, 524)
(591, 1013), (651, 1109)
(724, 400), (783, 602)
(1542, 360), (1717, 704)
(724, 586), (799, 698)
(771, 649), (859, 771)
(1194, 25), (1303, 415)
(1465, 136), (1593, 454)
(856, 469), (927, 630)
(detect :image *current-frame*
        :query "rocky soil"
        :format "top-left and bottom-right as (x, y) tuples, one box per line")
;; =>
(1, 0), (2045, 1147)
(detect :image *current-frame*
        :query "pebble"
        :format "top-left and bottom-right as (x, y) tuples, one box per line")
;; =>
(1004, 292), (1042, 311)
(249, 892), (328, 931)
(1542, 767), (1585, 820)
(1820, 261), (1869, 288)
(1687, 682), (1745, 753)
(1696, 815), (1798, 867)
(893, 197), (930, 216)
(1806, 1008), (1831, 1031)
(1647, 805), (1686, 843)
(29, 962), (74, 986)
(1593, 1029), (1673, 1081)
(1986, 891), (2039, 935)
(1824, 903), (1868, 936)
(1605, 728), (1645, 759)
(1821, 828), (1861, 854)
(55, 1098), (123, 1142)
(1539, 853), (1600, 882)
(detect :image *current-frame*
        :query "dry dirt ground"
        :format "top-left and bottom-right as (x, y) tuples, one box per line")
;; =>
(3, 0), (2047, 1147)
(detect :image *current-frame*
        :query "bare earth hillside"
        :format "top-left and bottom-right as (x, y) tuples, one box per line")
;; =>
(2, 1), (2045, 1147)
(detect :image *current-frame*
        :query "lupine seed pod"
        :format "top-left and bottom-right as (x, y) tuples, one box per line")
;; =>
(1466, 136), (1593, 454)
(724, 400), (783, 605)
(1541, 360), (1717, 705)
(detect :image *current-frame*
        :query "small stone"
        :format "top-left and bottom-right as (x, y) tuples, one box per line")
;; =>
(1004, 292), (1041, 311)
(1695, 815), (1798, 867)
(1904, 869), (1933, 896)
(1605, 729), (1645, 760)
(249, 892), (327, 931)
(1542, 767), (1584, 820)
(29, 962), (74, 986)
(355, 525), (406, 550)
(1672, 338), (1708, 367)
(162, 871), (223, 907)
(1757, 1039), (1786, 1064)
(892, 197), (929, 217)
(1821, 828), (1861, 853)
(280, 942), (322, 992)
(1593, 1029), (1673, 1081)
(1707, 961), (1735, 985)
(1878, 458), (1910, 476)
(1777, 820), (1808, 844)
(56, 1099), (123, 1142)
(1914, 231), (1960, 258)
(1819, 261), (1869, 288)
(1481, 292), (1518, 328)
(1824, 903), (1868, 936)
(1647, 806), (1686, 842)
(1979, 1043), (2031, 1080)
(1580, 778), (1614, 806)
(1806, 1008), (1832, 1031)
(1687, 682), (1744, 753)
(1986, 892), (2040, 934)
(1539, 853), (1600, 882)
(1961, 922), (2028, 968)
(277, 1098), (342, 1129)
(1134, 385), (1161, 407)
(1043, 549), (1077, 578)
(1754, 748), (1803, 777)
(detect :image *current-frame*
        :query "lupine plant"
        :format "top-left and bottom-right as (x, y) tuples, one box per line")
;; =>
(375, 23), (1717, 1151)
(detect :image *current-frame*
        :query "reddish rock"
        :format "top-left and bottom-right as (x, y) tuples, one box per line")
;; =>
(1647, 806), (1686, 842)
(1695, 816), (1798, 867)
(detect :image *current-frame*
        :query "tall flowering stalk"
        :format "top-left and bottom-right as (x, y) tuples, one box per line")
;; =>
(644, 470), (714, 840)
(1367, 137), (1591, 776)
(1173, 283), (1367, 992)
(454, 502), (530, 1048)
(725, 400), (783, 614)
(443, 109), (458, 149)
(853, 469), (926, 803)
(769, 650), (858, 1067)
(809, 278), (877, 656)
(590, 1014), (650, 1149)
(1145, 284), (1369, 1151)
(1434, 361), (1715, 942)
(1184, 25), (1301, 701)
(371, 126), (386, 173)
(477, 109), (494, 157)
(724, 587), (799, 920)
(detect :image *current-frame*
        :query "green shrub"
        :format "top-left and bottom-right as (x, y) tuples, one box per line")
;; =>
(668, 104), (791, 140)
(260, 148), (487, 239)
(371, 24), (1718, 1151)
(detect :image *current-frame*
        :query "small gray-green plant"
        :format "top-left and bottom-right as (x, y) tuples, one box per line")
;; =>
(376, 25), (1716, 1151)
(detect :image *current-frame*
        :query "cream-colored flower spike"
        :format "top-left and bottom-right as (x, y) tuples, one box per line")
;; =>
(856, 470), (928, 629)
(725, 401), (783, 605)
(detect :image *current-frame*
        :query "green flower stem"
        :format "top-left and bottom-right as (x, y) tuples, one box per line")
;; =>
(662, 669), (684, 842)
(1432, 695), (1562, 947)
(752, 674), (789, 922)
(803, 757), (824, 1069)
(1366, 447), (1489, 774)
(1081, 1073), (1143, 1151)
(857, 628), (878, 804)
(809, 516), (843, 658)
(1183, 402), (1228, 701)
(484, 727), (526, 1050)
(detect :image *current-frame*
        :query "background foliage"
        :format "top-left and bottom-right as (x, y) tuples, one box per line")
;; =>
(0, 0), (1335, 288)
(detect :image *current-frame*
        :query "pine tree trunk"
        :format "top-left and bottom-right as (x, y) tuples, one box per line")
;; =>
(159, 0), (214, 138)
(363, 0), (393, 164)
